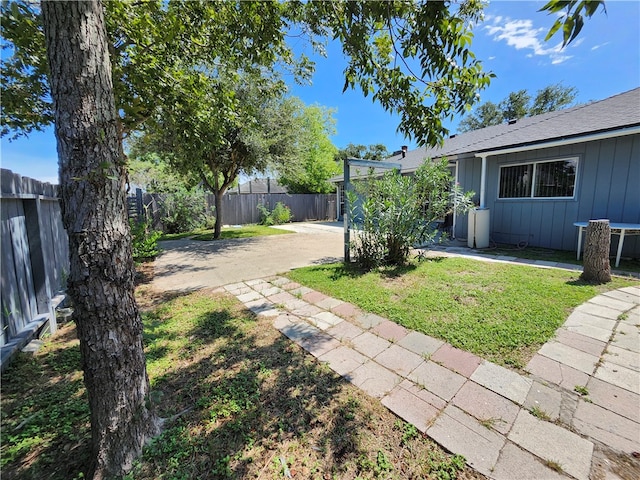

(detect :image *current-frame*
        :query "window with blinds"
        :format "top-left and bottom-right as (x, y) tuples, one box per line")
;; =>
(498, 158), (578, 199)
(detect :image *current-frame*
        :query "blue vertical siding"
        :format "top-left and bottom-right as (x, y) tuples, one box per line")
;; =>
(454, 134), (640, 257)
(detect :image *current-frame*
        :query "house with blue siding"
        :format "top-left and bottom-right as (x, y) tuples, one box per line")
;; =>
(335, 88), (640, 258)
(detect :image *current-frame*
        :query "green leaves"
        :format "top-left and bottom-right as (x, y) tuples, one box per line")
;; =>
(540, 0), (606, 47)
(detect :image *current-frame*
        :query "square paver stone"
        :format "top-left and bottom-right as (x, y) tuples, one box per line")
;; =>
(471, 361), (532, 405)
(538, 341), (599, 375)
(397, 331), (444, 356)
(554, 329), (607, 357)
(346, 361), (401, 398)
(318, 346), (368, 376)
(267, 291), (297, 304)
(526, 354), (589, 391)
(280, 321), (320, 343)
(260, 286), (283, 297)
(452, 381), (519, 435)
(524, 381), (562, 422)
(374, 344), (424, 377)
(351, 331), (391, 358)
(290, 303), (324, 318)
(431, 344), (482, 377)
(586, 376), (640, 423)
(594, 361), (639, 394)
(300, 332), (341, 358)
(326, 321), (365, 342)
(427, 405), (505, 478)
(381, 385), (440, 432)
(236, 291), (264, 303)
(508, 410), (593, 480)
(353, 312), (386, 329)
(331, 302), (362, 319)
(407, 361), (466, 401)
(310, 311), (343, 330)
(491, 442), (566, 480)
(372, 320), (408, 342)
(302, 290), (327, 304)
(315, 297), (344, 310)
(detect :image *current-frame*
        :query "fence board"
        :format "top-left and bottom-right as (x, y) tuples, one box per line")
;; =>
(1, 169), (68, 364)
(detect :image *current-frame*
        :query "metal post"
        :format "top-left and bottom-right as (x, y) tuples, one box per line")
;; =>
(343, 157), (350, 263)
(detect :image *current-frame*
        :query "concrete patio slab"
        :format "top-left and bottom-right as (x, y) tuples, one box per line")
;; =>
(326, 321), (365, 342)
(318, 345), (368, 376)
(372, 319), (409, 342)
(588, 295), (636, 312)
(427, 405), (505, 478)
(397, 331), (444, 357)
(565, 323), (613, 342)
(331, 302), (362, 320)
(299, 332), (341, 358)
(538, 341), (599, 375)
(315, 297), (344, 311)
(564, 310), (617, 331)
(452, 380), (520, 435)
(351, 331), (391, 358)
(573, 401), (640, 454)
(573, 303), (623, 320)
(602, 344), (640, 372)
(509, 410), (593, 480)
(236, 290), (264, 303)
(524, 381), (562, 422)
(374, 344), (424, 377)
(407, 361), (466, 401)
(594, 361), (639, 393)
(553, 329), (607, 357)
(491, 442), (566, 480)
(309, 311), (343, 330)
(381, 384), (440, 432)
(396, 379), (447, 410)
(346, 360), (401, 398)
(471, 361), (533, 405)
(353, 312), (385, 329)
(526, 354), (590, 390)
(279, 321), (320, 343)
(302, 290), (327, 304)
(586, 376), (640, 423)
(601, 289), (640, 305)
(431, 344), (482, 377)
(289, 303), (324, 318)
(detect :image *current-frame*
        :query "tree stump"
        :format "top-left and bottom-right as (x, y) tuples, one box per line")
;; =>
(580, 219), (611, 283)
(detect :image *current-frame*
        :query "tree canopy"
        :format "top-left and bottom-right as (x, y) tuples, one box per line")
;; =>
(457, 83), (578, 132)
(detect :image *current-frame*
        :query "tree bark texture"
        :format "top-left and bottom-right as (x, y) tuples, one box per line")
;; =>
(41, 1), (160, 478)
(581, 219), (612, 283)
(214, 190), (224, 239)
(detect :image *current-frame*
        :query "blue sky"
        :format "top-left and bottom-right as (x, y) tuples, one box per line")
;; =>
(2, 0), (639, 184)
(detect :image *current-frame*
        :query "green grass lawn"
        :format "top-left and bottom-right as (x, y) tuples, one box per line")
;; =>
(160, 224), (292, 241)
(285, 257), (639, 368)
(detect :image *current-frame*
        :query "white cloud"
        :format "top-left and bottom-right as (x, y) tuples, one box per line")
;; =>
(591, 42), (610, 51)
(482, 15), (573, 64)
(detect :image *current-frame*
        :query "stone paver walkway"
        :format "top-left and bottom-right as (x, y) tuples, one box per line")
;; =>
(222, 257), (639, 480)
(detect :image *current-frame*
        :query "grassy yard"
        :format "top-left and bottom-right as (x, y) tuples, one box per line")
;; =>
(160, 224), (292, 241)
(1, 283), (485, 480)
(285, 257), (639, 368)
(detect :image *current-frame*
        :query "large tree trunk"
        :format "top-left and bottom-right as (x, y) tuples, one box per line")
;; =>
(41, 1), (160, 478)
(580, 219), (612, 284)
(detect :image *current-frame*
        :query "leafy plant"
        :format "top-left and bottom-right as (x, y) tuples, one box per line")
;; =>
(130, 220), (162, 261)
(257, 201), (291, 226)
(161, 189), (208, 234)
(347, 159), (474, 269)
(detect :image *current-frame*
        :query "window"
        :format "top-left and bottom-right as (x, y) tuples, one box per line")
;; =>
(498, 158), (577, 199)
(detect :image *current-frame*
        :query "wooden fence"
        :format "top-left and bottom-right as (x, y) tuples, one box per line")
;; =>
(128, 189), (337, 229)
(1, 169), (69, 371)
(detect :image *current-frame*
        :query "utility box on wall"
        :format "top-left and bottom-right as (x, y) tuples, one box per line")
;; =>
(468, 208), (490, 249)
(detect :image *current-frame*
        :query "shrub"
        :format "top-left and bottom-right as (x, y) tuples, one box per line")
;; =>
(257, 201), (291, 226)
(161, 189), (208, 234)
(130, 220), (162, 260)
(347, 159), (474, 270)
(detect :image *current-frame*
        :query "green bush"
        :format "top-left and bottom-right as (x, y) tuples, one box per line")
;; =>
(348, 159), (474, 270)
(257, 201), (291, 226)
(130, 220), (162, 260)
(161, 189), (208, 233)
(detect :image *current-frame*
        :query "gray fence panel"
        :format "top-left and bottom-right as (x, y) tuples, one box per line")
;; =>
(1, 169), (69, 362)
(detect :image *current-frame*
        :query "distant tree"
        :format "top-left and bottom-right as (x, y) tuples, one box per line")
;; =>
(458, 83), (578, 132)
(336, 143), (391, 162)
(277, 102), (339, 194)
(136, 72), (302, 239)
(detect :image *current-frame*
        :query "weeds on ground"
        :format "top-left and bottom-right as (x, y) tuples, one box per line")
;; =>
(1, 287), (485, 480)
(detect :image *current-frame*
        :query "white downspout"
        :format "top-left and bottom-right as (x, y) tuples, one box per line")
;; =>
(477, 153), (488, 208)
(453, 160), (459, 239)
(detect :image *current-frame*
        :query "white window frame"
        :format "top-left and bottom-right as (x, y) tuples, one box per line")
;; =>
(498, 157), (579, 200)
